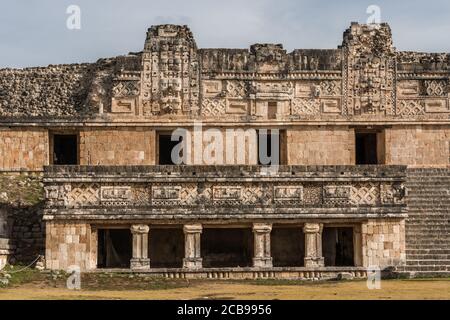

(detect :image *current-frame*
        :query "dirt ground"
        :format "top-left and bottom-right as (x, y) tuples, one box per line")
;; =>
(0, 269), (448, 300)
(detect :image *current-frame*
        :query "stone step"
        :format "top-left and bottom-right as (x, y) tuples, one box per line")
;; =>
(406, 259), (450, 266)
(406, 248), (450, 254)
(406, 226), (450, 231)
(405, 240), (449, 246)
(406, 234), (450, 239)
(401, 266), (449, 272)
(407, 254), (450, 260)
(406, 220), (449, 224)
(407, 221), (450, 226)
(403, 265), (450, 271)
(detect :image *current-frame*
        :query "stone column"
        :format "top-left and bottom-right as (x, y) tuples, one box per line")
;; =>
(353, 225), (363, 267)
(130, 224), (150, 270)
(303, 223), (324, 268)
(183, 224), (202, 269)
(253, 223), (273, 268)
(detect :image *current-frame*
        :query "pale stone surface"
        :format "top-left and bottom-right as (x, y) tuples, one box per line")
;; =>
(183, 224), (202, 269)
(361, 219), (406, 268)
(0, 128), (48, 171)
(252, 223), (273, 268)
(80, 128), (156, 165)
(130, 224), (150, 270)
(385, 126), (450, 167)
(303, 223), (324, 268)
(0, 22), (448, 277)
(287, 127), (355, 165)
(45, 222), (92, 271)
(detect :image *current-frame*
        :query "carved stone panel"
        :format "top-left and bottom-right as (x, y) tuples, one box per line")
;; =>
(141, 25), (199, 116)
(273, 186), (303, 205)
(152, 186), (181, 205)
(100, 186), (132, 205)
(342, 24), (396, 116)
(323, 185), (352, 206)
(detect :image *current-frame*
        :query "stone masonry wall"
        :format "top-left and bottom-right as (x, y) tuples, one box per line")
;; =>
(361, 219), (406, 268)
(0, 128), (48, 171)
(385, 125), (450, 167)
(0, 172), (45, 264)
(79, 128), (156, 165)
(45, 222), (93, 270)
(183, 128), (258, 165)
(287, 126), (355, 165)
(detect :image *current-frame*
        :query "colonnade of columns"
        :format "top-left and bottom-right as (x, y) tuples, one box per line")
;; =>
(129, 223), (325, 270)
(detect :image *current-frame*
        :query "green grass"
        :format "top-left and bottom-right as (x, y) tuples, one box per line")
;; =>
(80, 273), (191, 291)
(0, 265), (46, 287)
(0, 173), (44, 206)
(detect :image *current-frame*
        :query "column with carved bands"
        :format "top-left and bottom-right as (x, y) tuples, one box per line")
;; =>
(183, 224), (203, 269)
(303, 223), (324, 268)
(130, 224), (150, 270)
(253, 223), (273, 268)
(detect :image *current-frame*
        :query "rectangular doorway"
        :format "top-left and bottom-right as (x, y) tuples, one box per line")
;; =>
(355, 130), (385, 165)
(271, 226), (304, 267)
(97, 229), (132, 268)
(322, 227), (355, 267)
(149, 227), (184, 268)
(201, 228), (253, 268)
(157, 132), (183, 165)
(51, 133), (78, 165)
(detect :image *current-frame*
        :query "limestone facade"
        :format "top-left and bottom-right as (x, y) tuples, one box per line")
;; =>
(0, 22), (449, 277)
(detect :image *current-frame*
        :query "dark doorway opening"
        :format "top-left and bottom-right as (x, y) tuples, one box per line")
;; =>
(97, 229), (132, 268)
(271, 227), (304, 267)
(52, 134), (78, 165)
(267, 101), (278, 119)
(322, 227), (355, 267)
(355, 132), (378, 164)
(149, 228), (184, 268)
(201, 228), (253, 268)
(158, 133), (183, 165)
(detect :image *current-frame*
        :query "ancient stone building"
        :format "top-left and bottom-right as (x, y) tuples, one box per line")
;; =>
(0, 23), (448, 278)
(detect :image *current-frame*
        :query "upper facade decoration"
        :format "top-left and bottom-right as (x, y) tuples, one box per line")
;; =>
(0, 22), (449, 122)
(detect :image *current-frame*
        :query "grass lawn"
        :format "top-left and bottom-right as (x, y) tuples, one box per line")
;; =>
(0, 266), (449, 300)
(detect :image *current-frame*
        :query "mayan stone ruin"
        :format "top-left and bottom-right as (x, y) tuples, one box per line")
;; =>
(0, 22), (449, 279)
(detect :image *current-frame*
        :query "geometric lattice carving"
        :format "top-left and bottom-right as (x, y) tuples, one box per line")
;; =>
(48, 179), (402, 210)
(319, 81), (341, 96)
(397, 100), (425, 116)
(201, 99), (226, 116)
(242, 185), (271, 205)
(67, 184), (100, 207)
(112, 81), (140, 98)
(291, 99), (320, 115)
(226, 81), (247, 98)
(350, 183), (379, 205)
(424, 80), (447, 96)
(179, 184), (199, 205)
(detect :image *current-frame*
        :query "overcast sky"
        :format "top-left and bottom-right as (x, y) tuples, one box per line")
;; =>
(1, 0), (449, 68)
